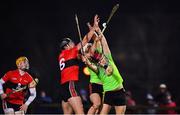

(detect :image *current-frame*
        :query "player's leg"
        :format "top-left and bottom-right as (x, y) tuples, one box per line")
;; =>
(100, 104), (112, 114)
(100, 90), (113, 114)
(105, 88), (126, 114)
(4, 108), (14, 114)
(88, 93), (101, 114)
(68, 96), (84, 114)
(3, 101), (23, 115)
(115, 105), (126, 114)
(100, 88), (126, 114)
(87, 83), (103, 114)
(114, 88), (126, 114)
(67, 81), (84, 114)
(61, 100), (73, 114)
(60, 82), (75, 114)
(2, 100), (14, 114)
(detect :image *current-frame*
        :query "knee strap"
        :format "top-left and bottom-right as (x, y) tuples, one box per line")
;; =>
(15, 110), (25, 115)
(4, 108), (14, 114)
(92, 104), (100, 110)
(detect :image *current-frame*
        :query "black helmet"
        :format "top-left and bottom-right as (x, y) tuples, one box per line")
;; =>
(59, 38), (72, 49)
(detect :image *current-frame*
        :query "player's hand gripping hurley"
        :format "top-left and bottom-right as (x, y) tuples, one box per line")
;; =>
(6, 78), (39, 97)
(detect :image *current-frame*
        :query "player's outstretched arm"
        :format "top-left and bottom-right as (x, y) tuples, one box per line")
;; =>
(81, 55), (98, 73)
(77, 15), (99, 51)
(20, 78), (38, 112)
(95, 24), (111, 55)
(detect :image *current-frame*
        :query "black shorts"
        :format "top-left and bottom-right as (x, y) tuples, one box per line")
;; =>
(89, 83), (103, 98)
(3, 101), (21, 111)
(104, 88), (126, 106)
(60, 81), (79, 102)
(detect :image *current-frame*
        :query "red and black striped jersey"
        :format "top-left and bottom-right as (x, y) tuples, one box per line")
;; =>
(2, 69), (33, 105)
(58, 47), (79, 84)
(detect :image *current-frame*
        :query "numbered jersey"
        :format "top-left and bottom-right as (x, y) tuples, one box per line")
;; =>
(1, 69), (33, 105)
(58, 47), (79, 84)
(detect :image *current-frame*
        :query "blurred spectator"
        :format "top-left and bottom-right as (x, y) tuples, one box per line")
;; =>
(126, 91), (136, 106)
(161, 93), (177, 114)
(125, 91), (136, 114)
(154, 84), (170, 106)
(154, 83), (177, 114)
(38, 90), (52, 103)
(146, 93), (157, 114)
(35, 90), (53, 113)
(80, 88), (88, 102)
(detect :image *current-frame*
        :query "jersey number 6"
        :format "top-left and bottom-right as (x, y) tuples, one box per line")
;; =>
(59, 58), (65, 71)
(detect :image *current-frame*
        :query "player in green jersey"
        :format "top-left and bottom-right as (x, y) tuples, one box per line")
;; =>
(96, 22), (126, 114)
(81, 22), (104, 114)
(82, 15), (126, 114)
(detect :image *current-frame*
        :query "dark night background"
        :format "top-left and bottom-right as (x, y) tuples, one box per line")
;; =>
(0, 0), (180, 113)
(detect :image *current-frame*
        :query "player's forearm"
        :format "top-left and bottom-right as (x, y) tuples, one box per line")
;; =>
(90, 39), (97, 55)
(25, 88), (36, 106)
(90, 36), (101, 55)
(85, 59), (98, 73)
(77, 29), (95, 51)
(82, 29), (95, 47)
(82, 14), (99, 46)
(96, 29), (111, 55)
(0, 79), (5, 95)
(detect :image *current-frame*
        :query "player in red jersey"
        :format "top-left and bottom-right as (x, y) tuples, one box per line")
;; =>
(0, 56), (37, 114)
(58, 15), (99, 114)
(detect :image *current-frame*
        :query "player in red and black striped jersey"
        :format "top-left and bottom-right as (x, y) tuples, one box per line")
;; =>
(58, 15), (99, 114)
(0, 56), (37, 114)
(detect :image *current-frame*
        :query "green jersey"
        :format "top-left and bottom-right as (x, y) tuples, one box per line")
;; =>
(98, 54), (124, 92)
(88, 67), (102, 84)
